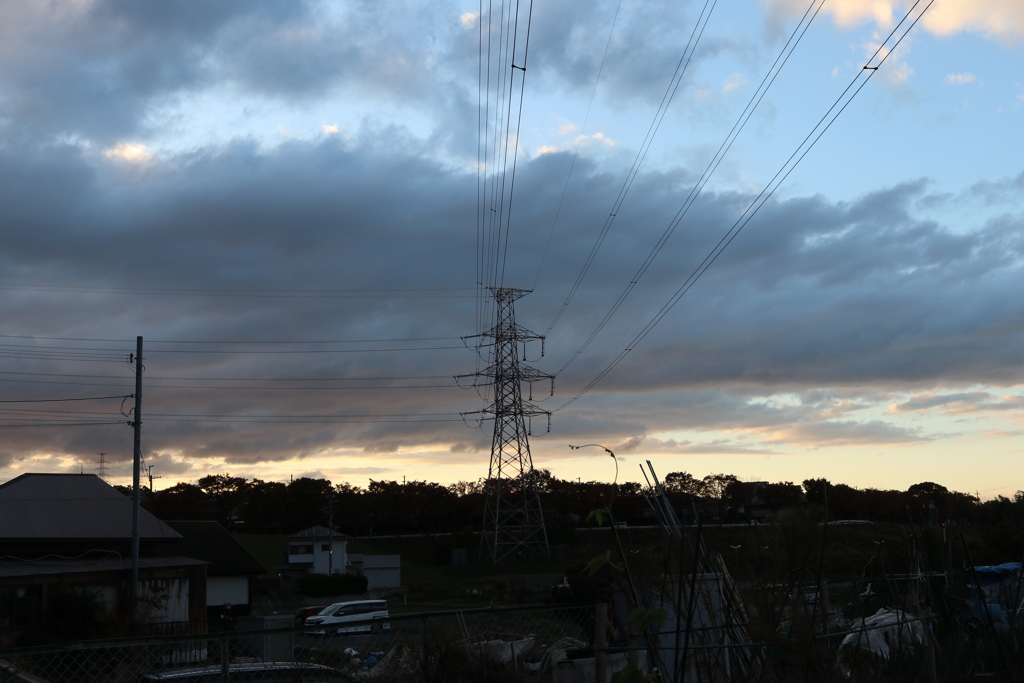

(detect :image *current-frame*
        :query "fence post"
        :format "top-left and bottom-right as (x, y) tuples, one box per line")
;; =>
(925, 619), (938, 683)
(220, 637), (230, 683)
(595, 602), (608, 683)
(820, 580), (830, 636)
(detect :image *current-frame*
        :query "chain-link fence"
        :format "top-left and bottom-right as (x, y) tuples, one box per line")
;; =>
(0, 604), (592, 683)
(2, 580), (1022, 683)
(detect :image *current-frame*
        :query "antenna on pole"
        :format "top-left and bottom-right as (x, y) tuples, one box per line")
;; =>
(459, 288), (553, 565)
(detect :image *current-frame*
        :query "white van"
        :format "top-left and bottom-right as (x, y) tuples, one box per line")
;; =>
(304, 600), (390, 635)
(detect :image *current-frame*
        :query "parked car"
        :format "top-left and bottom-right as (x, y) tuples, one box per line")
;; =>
(304, 600), (390, 635)
(141, 662), (359, 682)
(294, 606), (328, 626)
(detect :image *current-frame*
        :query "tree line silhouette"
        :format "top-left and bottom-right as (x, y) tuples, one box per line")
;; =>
(117, 470), (1022, 541)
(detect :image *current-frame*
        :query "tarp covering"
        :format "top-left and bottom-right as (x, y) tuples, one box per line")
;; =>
(973, 563), (1021, 575)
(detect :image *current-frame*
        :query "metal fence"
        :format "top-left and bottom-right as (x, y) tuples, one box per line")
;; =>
(0, 604), (592, 683)
(1, 586), (1022, 683)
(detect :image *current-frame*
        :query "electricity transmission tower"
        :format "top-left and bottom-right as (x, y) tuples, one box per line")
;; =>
(96, 452), (109, 480)
(461, 288), (553, 564)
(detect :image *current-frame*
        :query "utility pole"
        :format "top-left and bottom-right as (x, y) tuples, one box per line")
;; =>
(327, 494), (334, 575)
(130, 336), (143, 626)
(146, 464), (161, 492)
(460, 288), (553, 564)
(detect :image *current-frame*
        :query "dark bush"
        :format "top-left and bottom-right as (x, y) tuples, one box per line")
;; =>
(299, 573), (369, 597)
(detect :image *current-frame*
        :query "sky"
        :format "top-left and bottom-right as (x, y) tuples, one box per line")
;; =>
(0, 0), (1021, 498)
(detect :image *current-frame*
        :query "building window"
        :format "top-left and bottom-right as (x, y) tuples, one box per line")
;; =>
(321, 544), (331, 552)
(289, 544), (314, 554)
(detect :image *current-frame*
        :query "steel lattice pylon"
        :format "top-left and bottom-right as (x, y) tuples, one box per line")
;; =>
(461, 288), (552, 564)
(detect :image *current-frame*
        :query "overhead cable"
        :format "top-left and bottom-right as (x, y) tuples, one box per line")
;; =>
(531, 0), (625, 290)
(554, 0), (826, 375)
(543, 0), (718, 338)
(557, 0), (935, 411)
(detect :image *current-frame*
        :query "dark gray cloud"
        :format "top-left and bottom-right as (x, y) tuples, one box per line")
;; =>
(0, 1), (304, 142)
(0, 0), (746, 153)
(0, 132), (1020, 470)
(0, 1), (1020, 481)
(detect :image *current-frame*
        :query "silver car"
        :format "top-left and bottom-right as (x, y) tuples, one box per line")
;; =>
(304, 600), (390, 635)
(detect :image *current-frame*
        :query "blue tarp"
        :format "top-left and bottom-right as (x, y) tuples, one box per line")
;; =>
(973, 563), (1022, 575)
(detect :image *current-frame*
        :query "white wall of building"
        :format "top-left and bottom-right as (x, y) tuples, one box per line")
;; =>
(363, 555), (400, 589)
(288, 538), (346, 575)
(140, 578), (189, 622)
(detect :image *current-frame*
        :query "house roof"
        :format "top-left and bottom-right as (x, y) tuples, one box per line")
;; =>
(288, 525), (346, 540)
(0, 554), (205, 579)
(165, 521), (267, 576)
(0, 473), (181, 541)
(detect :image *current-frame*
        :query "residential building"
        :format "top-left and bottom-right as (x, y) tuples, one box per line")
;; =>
(0, 473), (206, 646)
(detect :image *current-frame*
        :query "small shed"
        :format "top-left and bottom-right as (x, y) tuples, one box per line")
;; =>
(346, 554), (401, 589)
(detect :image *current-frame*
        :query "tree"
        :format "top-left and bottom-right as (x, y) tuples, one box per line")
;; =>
(242, 479), (289, 532)
(802, 479), (831, 508)
(702, 473), (739, 500)
(332, 482), (367, 535)
(152, 482), (211, 520)
(663, 472), (705, 498)
(285, 477), (334, 531)
(760, 482), (803, 513)
(197, 474), (249, 529)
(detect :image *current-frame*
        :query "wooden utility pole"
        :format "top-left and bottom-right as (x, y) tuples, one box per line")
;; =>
(130, 336), (143, 625)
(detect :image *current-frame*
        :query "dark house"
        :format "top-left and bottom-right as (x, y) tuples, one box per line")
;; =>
(165, 521), (266, 620)
(0, 474), (206, 646)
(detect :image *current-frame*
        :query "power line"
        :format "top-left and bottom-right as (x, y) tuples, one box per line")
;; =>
(495, 0), (535, 290)
(143, 412), (463, 419)
(531, 0), (624, 290)
(142, 415), (464, 424)
(0, 395), (131, 403)
(142, 346), (465, 354)
(557, 0), (935, 411)
(552, 0), (826, 375)
(0, 421), (127, 429)
(96, 383), (457, 391)
(0, 334), (462, 344)
(477, 0), (537, 330)
(0, 408), (123, 416)
(0, 378), (133, 388)
(0, 283), (473, 299)
(0, 370), (453, 381)
(0, 406), (467, 424)
(542, 0), (718, 337)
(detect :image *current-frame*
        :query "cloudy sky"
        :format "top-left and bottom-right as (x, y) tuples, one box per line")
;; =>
(0, 0), (1021, 497)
